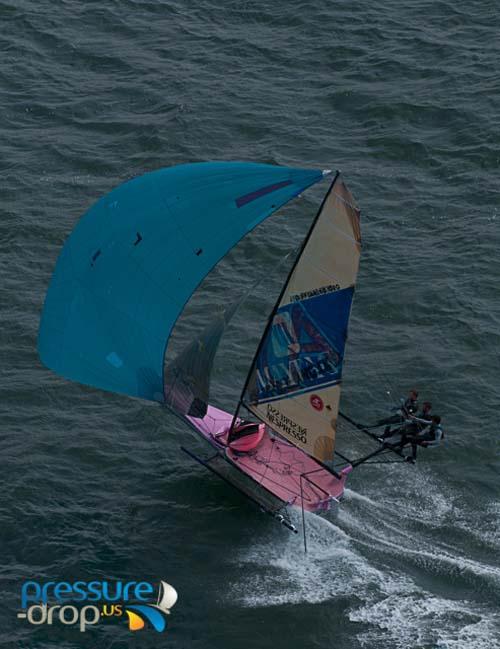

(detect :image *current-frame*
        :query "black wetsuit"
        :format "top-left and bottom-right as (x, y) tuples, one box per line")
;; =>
(404, 410), (432, 436)
(378, 397), (419, 437)
(399, 422), (442, 460)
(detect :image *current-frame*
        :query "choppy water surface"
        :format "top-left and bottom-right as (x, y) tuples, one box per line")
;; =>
(1, 1), (499, 647)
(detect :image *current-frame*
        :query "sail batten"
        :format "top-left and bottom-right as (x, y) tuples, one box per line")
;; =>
(235, 174), (361, 463)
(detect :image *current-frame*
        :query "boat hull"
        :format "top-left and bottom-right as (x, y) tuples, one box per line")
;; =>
(186, 404), (351, 513)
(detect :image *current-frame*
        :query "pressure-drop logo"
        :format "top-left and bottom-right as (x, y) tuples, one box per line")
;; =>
(17, 579), (177, 633)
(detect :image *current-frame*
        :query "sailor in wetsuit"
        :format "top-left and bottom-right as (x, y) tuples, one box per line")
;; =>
(399, 415), (444, 463)
(408, 401), (432, 433)
(379, 399), (431, 441)
(376, 389), (419, 436)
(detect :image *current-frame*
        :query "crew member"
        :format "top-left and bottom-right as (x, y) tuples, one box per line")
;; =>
(376, 389), (419, 437)
(400, 415), (444, 463)
(403, 401), (432, 437)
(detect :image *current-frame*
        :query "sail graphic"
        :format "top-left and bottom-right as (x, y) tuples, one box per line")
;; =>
(156, 581), (178, 614)
(239, 175), (361, 462)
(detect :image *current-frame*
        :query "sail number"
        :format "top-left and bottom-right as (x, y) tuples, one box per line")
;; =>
(289, 283), (341, 302)
(266, 404), (307, 444)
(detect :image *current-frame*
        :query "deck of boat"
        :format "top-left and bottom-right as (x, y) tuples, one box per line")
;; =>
(186, 404), (351, 513)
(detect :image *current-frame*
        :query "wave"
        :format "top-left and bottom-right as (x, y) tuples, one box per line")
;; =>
(229, 478), (500, 648)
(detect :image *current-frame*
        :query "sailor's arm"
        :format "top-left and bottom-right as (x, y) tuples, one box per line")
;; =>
(426, 428), (443, 447)
(411, 415), (432, 425)
(420, 427), (443, 447)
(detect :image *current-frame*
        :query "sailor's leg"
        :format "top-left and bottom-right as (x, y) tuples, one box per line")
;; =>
(413, 433), (433, 456)
(399, 435), (418, 462)
(375, 414), (402, 427)
(380, 425), (393, 439)
(389, 429), (416, 455)
(394, 433), (406, 450)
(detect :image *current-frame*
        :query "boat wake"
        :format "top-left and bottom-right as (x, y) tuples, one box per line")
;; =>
(229, 471), (500, 649)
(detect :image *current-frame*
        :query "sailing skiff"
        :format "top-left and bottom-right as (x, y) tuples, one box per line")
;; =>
(39, 162), (401, 535)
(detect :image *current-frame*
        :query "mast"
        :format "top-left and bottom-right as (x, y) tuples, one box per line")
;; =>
(230, 172), (339, 439)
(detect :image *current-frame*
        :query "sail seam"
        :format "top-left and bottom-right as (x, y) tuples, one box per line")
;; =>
(332, 190), (358, 212)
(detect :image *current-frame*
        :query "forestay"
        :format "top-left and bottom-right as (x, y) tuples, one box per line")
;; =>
(240, 176), (361, 462)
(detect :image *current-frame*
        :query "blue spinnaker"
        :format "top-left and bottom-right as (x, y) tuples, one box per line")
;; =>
(38, 162), (324, 401)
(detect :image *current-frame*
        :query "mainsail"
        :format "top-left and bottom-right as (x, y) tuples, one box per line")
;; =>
(236, 175), (361, 462)
(163, 249), (296, 420)
(163, 299), (240, 418)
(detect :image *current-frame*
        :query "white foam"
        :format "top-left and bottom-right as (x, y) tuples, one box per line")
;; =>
(343, 486), (382, 508)
(351, 593), (500, 649)
(339, 469), (500, 588)
(229, 509), (412, 607)
(454, 499), (500, 549)
(339, 505), (500, 586)
(229, 475), (500, 648)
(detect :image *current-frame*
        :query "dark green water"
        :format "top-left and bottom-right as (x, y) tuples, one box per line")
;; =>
(1, 1), (499, 647)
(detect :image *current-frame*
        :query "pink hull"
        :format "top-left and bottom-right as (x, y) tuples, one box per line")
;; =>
(186, 404), (352, 513)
